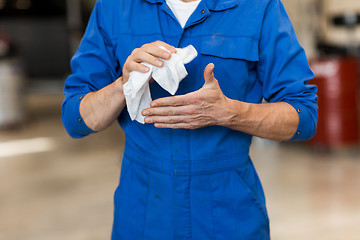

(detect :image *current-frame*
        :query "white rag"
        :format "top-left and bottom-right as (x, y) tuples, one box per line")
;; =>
(123, 45), (198, 123)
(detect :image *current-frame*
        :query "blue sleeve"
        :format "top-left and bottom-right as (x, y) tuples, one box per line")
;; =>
(256, 0), (318, 141)
(62, 0), (121, 138)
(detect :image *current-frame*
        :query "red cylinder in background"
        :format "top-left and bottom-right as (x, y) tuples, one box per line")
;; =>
(310, 57), (360, 148)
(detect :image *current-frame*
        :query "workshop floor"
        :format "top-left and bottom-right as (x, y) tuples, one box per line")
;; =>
(0, 93), (359, 240)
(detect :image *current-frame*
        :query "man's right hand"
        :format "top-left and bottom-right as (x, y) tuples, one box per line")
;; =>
(79, 41), (176, 132)
(121, 41), (177, 84)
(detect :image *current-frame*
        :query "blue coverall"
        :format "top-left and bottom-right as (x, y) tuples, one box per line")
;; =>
(62, 0), (318, 239)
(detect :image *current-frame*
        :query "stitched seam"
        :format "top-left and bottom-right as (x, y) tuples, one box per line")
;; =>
(201, 34), (259, 40)
(199, 53), (258, 61)
(126, 143), (249, 162)
(187, 176), (192, 239)
(127, 157), (247, 176)
(124, 144), (249, 175)
(142, 167), (151, 240)
(209, 174), (217, 240)
(232, 168), (270, 224)
(119, 158), (132, 181)
(109, 33), (259, 41)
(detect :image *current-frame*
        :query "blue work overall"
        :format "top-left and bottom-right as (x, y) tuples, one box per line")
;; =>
(62, 0), (318, 239)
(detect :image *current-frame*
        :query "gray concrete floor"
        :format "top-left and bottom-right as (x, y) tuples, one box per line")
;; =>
(0, 94), (359, 240)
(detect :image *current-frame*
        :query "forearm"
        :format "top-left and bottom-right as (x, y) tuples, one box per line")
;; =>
(219, 99), (299, 142)
(80, 77), (126, 132)
(144, 64), (300, 141)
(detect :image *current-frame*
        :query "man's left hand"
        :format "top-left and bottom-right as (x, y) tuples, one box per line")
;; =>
(142, 63), (232, 129)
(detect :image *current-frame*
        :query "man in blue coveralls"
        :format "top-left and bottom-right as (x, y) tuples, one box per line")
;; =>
(62, 0), (318, 239)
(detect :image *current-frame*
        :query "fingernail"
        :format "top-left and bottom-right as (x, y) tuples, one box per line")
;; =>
(163, 52), (171, 58)
(156, 60), (163, 67)
(142, 66), (149, 72)
(143, 110), (149, 116)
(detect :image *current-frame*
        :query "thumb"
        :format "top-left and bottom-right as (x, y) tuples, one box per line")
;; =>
(203, 63), (216, 85)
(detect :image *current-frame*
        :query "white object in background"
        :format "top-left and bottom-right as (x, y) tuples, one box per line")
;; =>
(123, 45), (197, 124)
(282, 0), (319, 59)
(319, 0), (360, 47)
(0, 59), (25, 128)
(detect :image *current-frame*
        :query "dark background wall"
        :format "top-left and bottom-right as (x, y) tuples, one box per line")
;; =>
(0, 0), (93, 79)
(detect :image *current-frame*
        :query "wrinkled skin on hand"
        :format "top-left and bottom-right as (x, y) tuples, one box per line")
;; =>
(142, 63), (232, 129)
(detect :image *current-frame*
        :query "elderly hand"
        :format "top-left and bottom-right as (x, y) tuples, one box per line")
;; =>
(142, 63), (232, 129)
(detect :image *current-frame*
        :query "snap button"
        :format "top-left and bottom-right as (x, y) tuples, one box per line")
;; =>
(201, 9), (205, 13)
(296, 131), (301, 135)
(297, 108), (301, 113)
(78, 118), (82, 123)
(166, 5), (170, 9)
(79, 96), (83, 100)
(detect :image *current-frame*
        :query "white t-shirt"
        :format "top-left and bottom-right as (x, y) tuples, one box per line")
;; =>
(166, 0), (201, 28)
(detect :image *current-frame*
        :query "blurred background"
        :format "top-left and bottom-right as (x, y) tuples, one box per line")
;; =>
(0, 0), (359, 239)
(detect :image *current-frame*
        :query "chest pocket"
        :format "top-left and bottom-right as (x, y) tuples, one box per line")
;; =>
(200, 35), (259, 61)
(199, 35), (259, 101)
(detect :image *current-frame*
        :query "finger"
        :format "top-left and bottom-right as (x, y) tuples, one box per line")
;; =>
(144, 115), (185, 124)
(150, 94), (196, 107)
(203, 63), (216, 85)
(154, 123), (194, 129)
(126, 61), (150, 73)
(142, 45), (172, 60)
(153, 41), (177, 54)
(132, 51), (164, 68)
(142, 105), (197, 116)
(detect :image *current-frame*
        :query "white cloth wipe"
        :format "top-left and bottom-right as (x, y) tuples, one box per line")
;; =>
(123, 45), (198, 123)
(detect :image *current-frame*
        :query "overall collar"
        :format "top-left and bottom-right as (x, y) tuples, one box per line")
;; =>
(143, 0), (239, 11)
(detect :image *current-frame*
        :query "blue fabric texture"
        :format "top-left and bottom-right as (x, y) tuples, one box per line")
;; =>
(62, 0), (318, 239)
